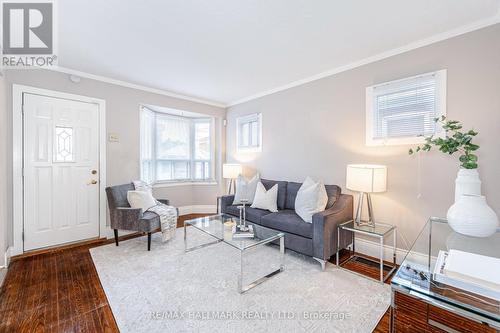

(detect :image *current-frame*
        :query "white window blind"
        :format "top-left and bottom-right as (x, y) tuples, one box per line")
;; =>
(140, 107), (214, 184)
(366, 70), (446, 146)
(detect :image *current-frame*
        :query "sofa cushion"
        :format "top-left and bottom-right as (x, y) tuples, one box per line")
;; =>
(224, 205), (272, 223)
(285, 182), (302, 210)
(261, 179), (287, 210)
(138, 212), (161, 232)
(325, 185), (341, 209)
(260, 210), (313, 238)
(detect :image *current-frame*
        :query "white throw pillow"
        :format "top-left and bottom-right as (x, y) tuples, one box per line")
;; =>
(295, 177), (328, 223)
(233, 173), (260, 205)
(127, 190), (157, 212)
(250, 182), (278, 212)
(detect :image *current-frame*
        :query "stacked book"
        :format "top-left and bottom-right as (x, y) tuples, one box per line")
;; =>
(232, 224), (254, 238)
(433, 249), (500, 300)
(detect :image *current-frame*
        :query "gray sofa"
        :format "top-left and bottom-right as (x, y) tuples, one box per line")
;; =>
(221, 179), (353, 269)
(105, 183), (172, 251)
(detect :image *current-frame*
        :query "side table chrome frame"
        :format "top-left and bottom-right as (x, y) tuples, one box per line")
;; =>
(336, 221), (397, 283)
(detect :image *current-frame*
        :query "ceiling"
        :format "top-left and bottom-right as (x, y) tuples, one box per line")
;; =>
(58, 0), (500, 106)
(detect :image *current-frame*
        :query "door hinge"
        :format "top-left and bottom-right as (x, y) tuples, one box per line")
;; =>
(22, 231), (24, 241)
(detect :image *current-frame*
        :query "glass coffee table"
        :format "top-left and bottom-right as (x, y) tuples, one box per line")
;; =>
(184, 214), (285, 293)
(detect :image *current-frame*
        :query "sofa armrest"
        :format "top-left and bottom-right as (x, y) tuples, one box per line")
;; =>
(157, 199), (170, 206)
(312, 194), (353, 260)
(220, 195), (235, 214)
(111, 207), (144, 231)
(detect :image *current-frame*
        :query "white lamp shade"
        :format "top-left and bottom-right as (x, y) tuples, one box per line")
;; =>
(222, 163), (242, 179)
(346, 164), (387, 193)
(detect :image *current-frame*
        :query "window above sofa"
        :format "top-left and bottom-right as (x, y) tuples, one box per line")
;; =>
(237, 113), (262, 152)
(365, 70), (447, 146)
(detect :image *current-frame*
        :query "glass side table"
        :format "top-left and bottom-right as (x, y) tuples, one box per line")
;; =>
(391, 217), (500, 330)
(336, 220), (397, 283)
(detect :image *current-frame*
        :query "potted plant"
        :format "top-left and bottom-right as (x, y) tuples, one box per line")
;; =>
(409, 116), (498, 237)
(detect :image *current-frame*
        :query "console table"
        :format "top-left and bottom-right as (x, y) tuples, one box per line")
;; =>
(391, 217), (500, 332)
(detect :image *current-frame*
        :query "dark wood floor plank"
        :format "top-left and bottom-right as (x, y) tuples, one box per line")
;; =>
(1, 214), (393, 332)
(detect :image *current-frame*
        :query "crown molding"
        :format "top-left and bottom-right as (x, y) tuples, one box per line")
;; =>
(227, 14), (500, 107)
(48, 66), (227, 108)
(45, 12), (500, 109)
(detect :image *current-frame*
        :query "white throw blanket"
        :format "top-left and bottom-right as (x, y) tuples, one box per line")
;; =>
(133, 181), (178, 242)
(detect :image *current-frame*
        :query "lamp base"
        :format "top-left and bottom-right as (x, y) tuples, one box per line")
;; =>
(355, 192), (376, 227)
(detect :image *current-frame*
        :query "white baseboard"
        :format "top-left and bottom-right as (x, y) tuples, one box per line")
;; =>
(0, 267), (7, 288)
(178, 205), (217, 216)
(3, 246), (12, 268)
(353, 238), (407, 265)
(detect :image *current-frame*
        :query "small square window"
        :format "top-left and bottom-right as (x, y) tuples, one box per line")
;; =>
(237, 113), (262, 152)
(366, 70), (447, 146)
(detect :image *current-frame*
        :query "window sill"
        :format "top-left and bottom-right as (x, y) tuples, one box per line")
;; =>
(237, 146), (262, 153)
(152, 181), (218, 188)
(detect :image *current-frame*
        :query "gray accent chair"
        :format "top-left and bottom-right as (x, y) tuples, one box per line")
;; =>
(105, 183), (173, 251)
(221, 179), (353, 269)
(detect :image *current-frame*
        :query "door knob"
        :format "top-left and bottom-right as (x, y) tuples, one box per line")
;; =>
(87, 180), (98, 185)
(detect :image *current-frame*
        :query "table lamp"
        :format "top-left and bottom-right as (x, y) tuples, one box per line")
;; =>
(222, 163), (242, 194)
(346, 164), (387, 227)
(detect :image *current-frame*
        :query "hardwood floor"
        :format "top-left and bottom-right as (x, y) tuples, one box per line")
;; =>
(0, 215), (393, 332)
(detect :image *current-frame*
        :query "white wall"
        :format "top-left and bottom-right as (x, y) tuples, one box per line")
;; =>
(0, 73), (7, 266)
(226, 24), (500, 249)
(2, 69), (226, 249)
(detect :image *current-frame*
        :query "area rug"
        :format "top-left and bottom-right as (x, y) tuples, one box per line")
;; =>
(90, 231), (390, 333)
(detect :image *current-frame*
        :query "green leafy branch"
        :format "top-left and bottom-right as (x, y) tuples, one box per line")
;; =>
(409, 116), (479, 169)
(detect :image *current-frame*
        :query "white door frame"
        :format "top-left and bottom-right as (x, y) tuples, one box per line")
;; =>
(12, 84), (107, 256)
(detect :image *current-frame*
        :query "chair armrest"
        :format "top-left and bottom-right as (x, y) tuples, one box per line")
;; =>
(111, 207), (144, 231)
(157, 199), (170, 206)
(312, 194), (353, 260)
(220, 195), (235, 214)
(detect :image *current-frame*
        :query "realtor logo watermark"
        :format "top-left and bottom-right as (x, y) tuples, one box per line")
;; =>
(1, 0), (57, 68)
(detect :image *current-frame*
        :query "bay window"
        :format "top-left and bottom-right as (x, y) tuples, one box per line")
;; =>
(140, 106), (214, 184)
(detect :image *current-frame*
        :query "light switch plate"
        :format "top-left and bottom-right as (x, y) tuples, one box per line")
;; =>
(108, 133), (119, 142)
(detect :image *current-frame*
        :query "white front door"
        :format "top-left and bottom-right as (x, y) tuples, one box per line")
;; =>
(23, 93), (100, 251)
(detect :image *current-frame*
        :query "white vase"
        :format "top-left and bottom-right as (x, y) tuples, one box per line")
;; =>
(454, 168), (481, 202)
(447, 194), (499, 237)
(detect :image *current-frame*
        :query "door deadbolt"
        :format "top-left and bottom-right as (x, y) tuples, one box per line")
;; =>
(91, 170), (98, 175)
